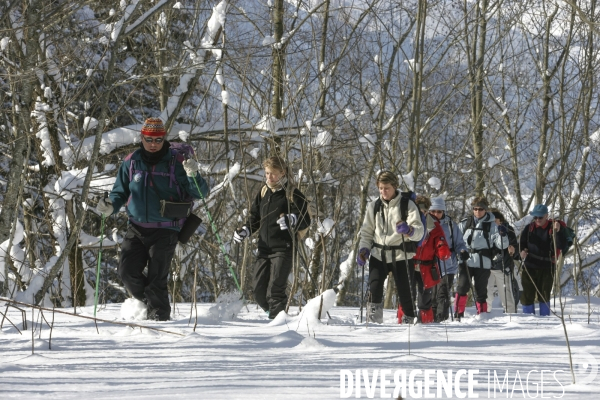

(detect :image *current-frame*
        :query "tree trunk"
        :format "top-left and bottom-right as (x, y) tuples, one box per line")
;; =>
(534, 5), (560, 204)
(271, 0), (285, 121)
(0, 0), (42, 295)
(467, 0), (489, 197)
(66, 200), (86, 307)
(408, 0), (427, 183)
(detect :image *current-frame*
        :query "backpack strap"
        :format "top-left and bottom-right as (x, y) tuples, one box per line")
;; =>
(125, 150), (138, 182)
(400, 196), (409, 222)
(465, 216), (491, 248)
(374, 192), (414, 223)
(127, 148), (189, 201)
(373, 198), (383, 223)
(447, 216), (455, 253)
(169, 148), (190, 199)
(465, 215), (495, 267)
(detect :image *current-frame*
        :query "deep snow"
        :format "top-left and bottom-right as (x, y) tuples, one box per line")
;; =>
(1, 296), (599, 399)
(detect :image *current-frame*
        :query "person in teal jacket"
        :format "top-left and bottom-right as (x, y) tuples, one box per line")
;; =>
(97, 117), (209, 321)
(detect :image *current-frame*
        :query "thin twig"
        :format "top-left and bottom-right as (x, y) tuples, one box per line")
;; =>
(31, 306), (34, 355)
(0, 310), (22, 334)
(50, 307), (55, 350)
(0, 297), (185, 337)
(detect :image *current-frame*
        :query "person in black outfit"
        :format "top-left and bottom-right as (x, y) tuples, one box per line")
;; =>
(518, 204), (566, 316)
(486, 209), (519, 313)
(232, 156), (310, 319)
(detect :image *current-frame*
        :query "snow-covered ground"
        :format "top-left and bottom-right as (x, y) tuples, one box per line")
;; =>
(1, 296), (598, 399)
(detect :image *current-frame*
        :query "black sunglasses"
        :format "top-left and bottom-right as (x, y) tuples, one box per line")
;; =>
(142, 136), (165, 144)
(473, 207), (486, 211)
(533, 216), (545, 220)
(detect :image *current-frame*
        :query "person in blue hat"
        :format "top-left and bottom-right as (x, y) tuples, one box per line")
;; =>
(518, 204), (566, 316)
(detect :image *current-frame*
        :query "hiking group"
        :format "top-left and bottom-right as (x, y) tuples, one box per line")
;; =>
(356, 171), (572, 324)
(96, 119), (571, 323)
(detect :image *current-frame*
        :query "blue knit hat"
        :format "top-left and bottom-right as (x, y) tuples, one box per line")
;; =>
(530, 204), (548, 217)
(429, 197), (446, 211)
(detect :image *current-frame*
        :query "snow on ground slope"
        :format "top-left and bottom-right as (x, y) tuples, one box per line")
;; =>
(0, 297), (599, 399)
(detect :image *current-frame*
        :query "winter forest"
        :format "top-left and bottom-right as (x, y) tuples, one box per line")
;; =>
(1, 0), (600, 312)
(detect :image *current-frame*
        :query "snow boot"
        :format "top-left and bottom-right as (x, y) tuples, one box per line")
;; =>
(454, 293), (467, 320)
(367, 302), (383, 324)
(397, 304), (404, 324)
(539, 302), (551, 316)
(401, 315), (416, 325)
(522, 304), (535, 315)
(476, 302), (487, 315)
(143, 298), (160, 321)
(420, 308), (435, 324)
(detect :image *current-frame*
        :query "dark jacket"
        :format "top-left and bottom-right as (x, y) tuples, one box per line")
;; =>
(110, 144), (209, 231)
(246, 183), (310, 255)
(491, 222), (518, 271)
(519, 220), (566, 269)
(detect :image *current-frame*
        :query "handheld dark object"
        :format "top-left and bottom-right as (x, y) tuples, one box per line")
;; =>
(178, 213), (202, 244)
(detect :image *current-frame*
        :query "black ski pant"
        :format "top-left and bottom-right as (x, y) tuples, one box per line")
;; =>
(119, 224), (178, 321)
(456, 263), (490, 304)
(521, 267), (553, 305)
(252, 251), (293, 319)
(432, 273), (455, 321)
(368, 256), (430, 318)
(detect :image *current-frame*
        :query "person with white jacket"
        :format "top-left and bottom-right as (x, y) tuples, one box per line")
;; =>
(428, 197), (468, 322)
(356, 171), (425, 324)
(455, 197), (509, 319)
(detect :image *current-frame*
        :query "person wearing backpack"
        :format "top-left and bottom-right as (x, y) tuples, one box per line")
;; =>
(356, 171), (425, 324)
(518, 204), (567, 316)
(428, 197), (468, 322)
(407, 196), (452, 324)
(232, 156), (311, 320)
(96, 117), (209, 321)
(486, 210), (518, 313)
(455, 197), (509, 319)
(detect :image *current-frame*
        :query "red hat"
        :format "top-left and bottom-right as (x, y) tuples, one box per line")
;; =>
(141, 117), (166, 137)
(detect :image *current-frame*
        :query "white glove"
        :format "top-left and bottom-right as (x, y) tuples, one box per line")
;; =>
(96, 197), (114, 216)
(276, 213), (297, 231)
(182, 159), (199, 177)
(233, 226), (250, 243)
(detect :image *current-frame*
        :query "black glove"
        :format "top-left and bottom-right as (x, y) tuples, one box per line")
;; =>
(497, 225), (508, 237)
(460, 251), (470, 261)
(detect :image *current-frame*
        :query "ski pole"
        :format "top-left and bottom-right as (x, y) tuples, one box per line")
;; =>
(442, 259), (453, 322)
(551, 217), (559, 309)
(462, 258), (477, 314)
(401, 235), (418, 322)
(360, 258), (366, 323)
(235, 241), (241, 278)
(500, 242), (509, 313)
(509, 266), (518, 314)
(191, 174), (243, 294)
(94, 192), (108, 317)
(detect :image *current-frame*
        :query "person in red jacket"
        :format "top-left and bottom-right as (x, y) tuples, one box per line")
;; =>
(397, 196), (452, 323)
